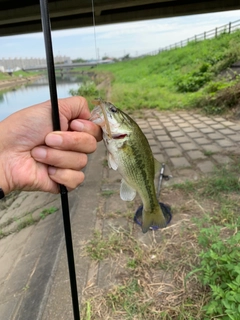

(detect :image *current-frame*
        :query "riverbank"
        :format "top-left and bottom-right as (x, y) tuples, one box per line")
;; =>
(0, 75), (40, 90)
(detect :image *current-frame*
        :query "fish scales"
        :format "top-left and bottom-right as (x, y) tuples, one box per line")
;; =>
(120, 135), (157, 212)
(90, 99), (167, 233)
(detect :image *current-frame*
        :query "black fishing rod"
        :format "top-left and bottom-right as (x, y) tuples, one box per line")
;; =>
(39, 0), (80, 319)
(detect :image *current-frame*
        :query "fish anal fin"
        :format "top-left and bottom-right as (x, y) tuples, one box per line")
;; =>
(120, 179), (136, 201)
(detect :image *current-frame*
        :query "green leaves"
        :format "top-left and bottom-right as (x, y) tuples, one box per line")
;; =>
(69, 81), (98, 97)
(194, 222), (240, 319)
(175, 63), (212, 93)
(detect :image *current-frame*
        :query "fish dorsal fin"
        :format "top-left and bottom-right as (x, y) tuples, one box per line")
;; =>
(108, 152), (118, 170)
(154, 158), (161, 175)
(120, 179), (136, 201)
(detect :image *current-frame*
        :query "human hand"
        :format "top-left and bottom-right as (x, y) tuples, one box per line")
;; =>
(0, 96), (102, 195)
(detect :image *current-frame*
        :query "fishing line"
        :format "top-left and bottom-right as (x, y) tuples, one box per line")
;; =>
(91, 0), (99, 63)
(39, 0), (80, 319)
(91, 0), (102, 101)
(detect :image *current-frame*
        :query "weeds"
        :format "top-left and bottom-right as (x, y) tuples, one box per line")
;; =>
(175, 162), (240, 318)
(86, 231), (123, 261)
(101, 190), (115, 197)
(175, 63), (212, 93)
(106, 279), (149, 319)
(191, 221), (240, 320)
(203, 150), (214, 156)
(0, 205), (59, 238)
(39, 206), (58, 219)
(69, 81), (104, 106)
(17, 214), (34, 230)
(173, 164), (240, 199)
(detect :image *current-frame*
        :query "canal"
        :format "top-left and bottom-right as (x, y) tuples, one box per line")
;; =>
(0, 74), (83, 121)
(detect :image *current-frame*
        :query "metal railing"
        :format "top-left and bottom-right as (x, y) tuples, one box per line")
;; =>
(141, 19), (240, 57)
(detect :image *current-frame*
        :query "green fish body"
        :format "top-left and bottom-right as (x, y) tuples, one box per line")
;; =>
(90, 99), (167, 233)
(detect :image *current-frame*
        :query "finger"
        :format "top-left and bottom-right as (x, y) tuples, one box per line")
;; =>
(58, 96), (91, 122)
(70, 119), (102, 142)
(31, 147), (88, 170)
(45, 131), (97, 153)
(48, 167), (85, 190)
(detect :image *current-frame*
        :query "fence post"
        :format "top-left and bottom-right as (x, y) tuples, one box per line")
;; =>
(195, 35), (197, 42)
(204, 31), (206, 40)
(215, 27), (218, 37)
(229, 22), (231, 33)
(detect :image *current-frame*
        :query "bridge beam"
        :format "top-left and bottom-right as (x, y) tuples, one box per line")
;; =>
(0, 0), (240, 37)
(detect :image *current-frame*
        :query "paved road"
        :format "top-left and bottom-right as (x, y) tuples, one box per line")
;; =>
(0, 110), (239, 320)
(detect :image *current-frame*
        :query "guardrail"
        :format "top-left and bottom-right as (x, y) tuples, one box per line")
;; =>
(143, 19), (240, 57)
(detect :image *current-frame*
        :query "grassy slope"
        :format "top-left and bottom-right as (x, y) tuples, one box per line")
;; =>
(96, 30), (240, 113)
(0, 70), (38, 81)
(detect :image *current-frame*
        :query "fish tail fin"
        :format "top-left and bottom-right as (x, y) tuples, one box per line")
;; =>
(141, 206), (167, 233)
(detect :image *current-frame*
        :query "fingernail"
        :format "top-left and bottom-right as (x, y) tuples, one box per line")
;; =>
(48, 166), (56, 175)
(32, 147), (47, 159)
(72, 120), (84, 131)
(46, 133), (63, 146)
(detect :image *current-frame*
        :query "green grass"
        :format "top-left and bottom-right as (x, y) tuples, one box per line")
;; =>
(0, 205), (59, 238)
(101, 190), (115, 197)
(17, 214), (35, 230)
(0, 70), (40, 96)
(189, 220), (240, 320)
(69, 80), (106, 107)
(92, 30), (240, 114)
(39, 206), (58, 219)
(0, 70), (38, 81)
(86, 230), (129, 261)
(175, 164), (240, 195)
(0, 72), (11, 81)
(13, 70), (37, 77)
(174, 163), (240, 319)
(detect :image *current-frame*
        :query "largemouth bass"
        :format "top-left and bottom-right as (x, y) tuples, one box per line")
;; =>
(90, 99), (167, 233)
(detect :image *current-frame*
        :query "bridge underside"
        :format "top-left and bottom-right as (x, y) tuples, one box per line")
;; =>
(1, 0), (240, 37)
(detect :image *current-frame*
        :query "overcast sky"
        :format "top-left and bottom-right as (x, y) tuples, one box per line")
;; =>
(1, 9), (240, 60)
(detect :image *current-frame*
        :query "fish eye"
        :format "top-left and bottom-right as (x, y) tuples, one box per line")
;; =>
(110, 105), (117, 113)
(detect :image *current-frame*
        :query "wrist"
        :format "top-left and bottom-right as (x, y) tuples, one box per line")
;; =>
(0, 179), (11, 197)
(0, 154), (11, 198)
(0, 188), (4, 199)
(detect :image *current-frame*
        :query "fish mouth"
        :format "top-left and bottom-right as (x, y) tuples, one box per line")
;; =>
(112, 134), (128, 139)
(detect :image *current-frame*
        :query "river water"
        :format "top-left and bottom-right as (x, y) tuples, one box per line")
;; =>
(0, 74), (83, 121)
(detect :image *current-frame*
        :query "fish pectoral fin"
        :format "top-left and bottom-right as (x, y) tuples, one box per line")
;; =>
(108, 152), (118, 170)
(120, 179), (136, 201)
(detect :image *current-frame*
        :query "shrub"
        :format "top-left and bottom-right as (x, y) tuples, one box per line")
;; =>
(69, 81), (98, 97)
(175, 64), (212, 92)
